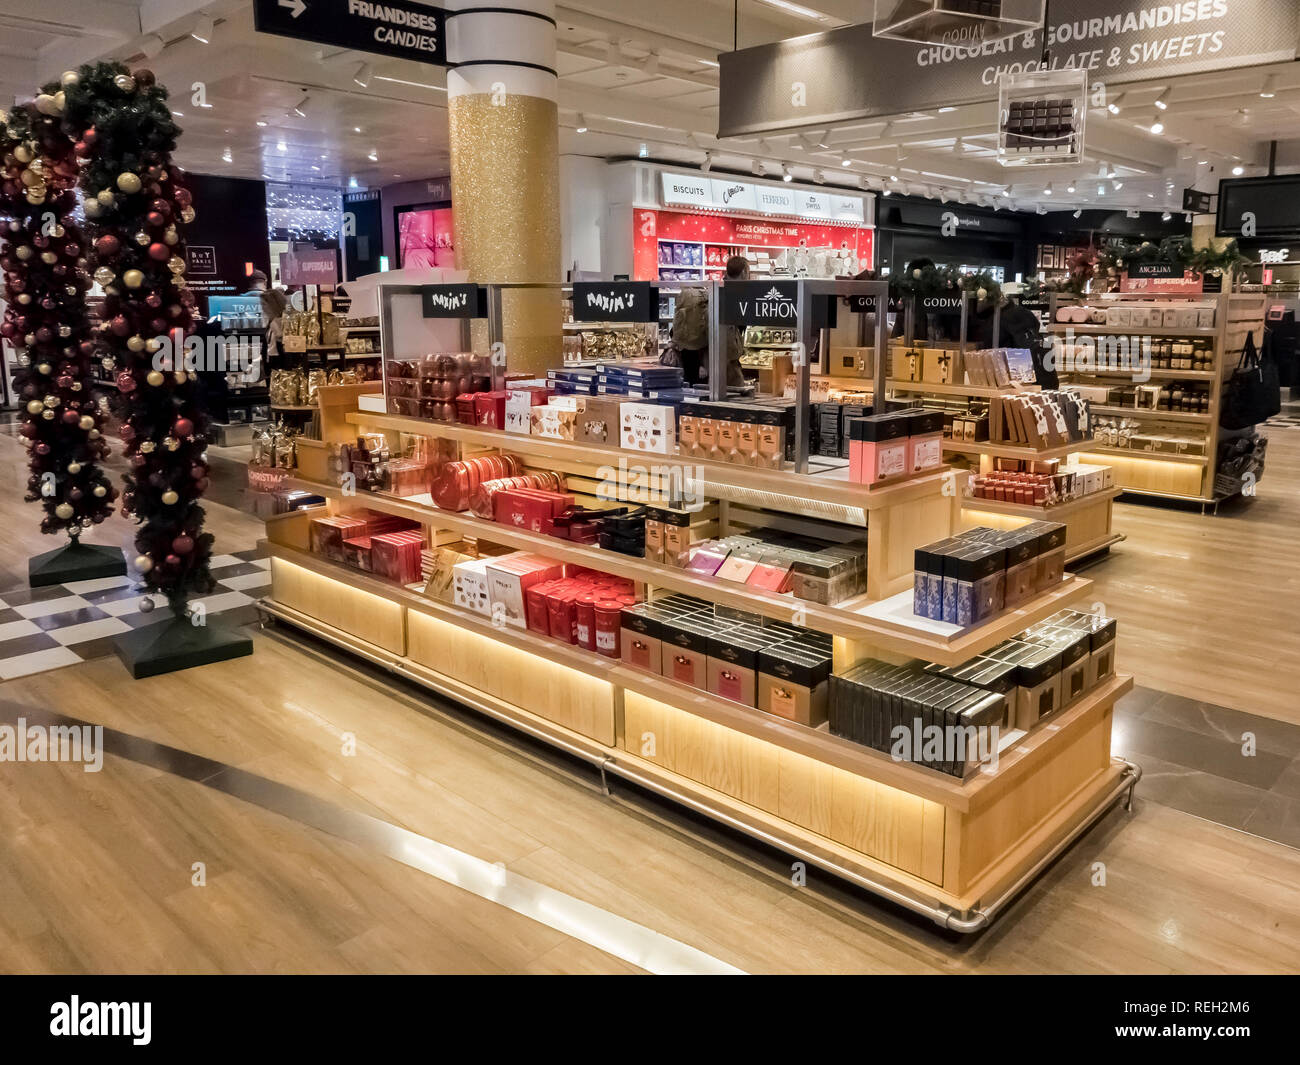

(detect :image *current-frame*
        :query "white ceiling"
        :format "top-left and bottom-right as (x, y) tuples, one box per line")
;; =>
(1, 0), (1296, 215)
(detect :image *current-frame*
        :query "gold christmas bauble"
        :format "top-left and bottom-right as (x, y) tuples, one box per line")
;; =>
(79, 415), (95, 430)
(127, 335), (145, 352)
(161, 490), (179, 505)
(26, 399), (43, 414)
(93, 266), (115, 287)
(114, 74), (136, 93)
(67, 461), (81, 474)
(96, 188), (116, 206)
(93, 485), (106, 497)
(60, 71), (79, 88)
(167, 256), (185, 274)
(55, 502), (74, 519)
(135, 555), (153, 573)
(122, 268), (144, 288)
(116, 172), (143, 194)
(146, 370), (165, 386)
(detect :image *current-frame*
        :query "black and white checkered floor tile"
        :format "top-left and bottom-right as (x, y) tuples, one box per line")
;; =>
(0, 547), (269, 681)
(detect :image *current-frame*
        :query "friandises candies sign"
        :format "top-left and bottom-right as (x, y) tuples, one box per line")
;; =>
(252, 0), (447, 66)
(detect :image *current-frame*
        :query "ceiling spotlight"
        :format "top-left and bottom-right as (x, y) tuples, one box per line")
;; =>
(291, 94), (309, 118)
(752, 159), (764, 177)
(813, 168), (825, 183)
(140, 33), (165, 58)
(256, 120), (267, 127)
(353, 63), (373, 88)
(367, 149), (379, 162)
(353, 126), (363, 133)
(701, 151), (714, 174)
(575, 113), (588, 133)
(1112, 179), (1124, 191)
(1066, 182), (1077, 194)
(1073, 208), (1083, 219)
(192, 13), (213, 43)
(1107, 92), (1123, 115)
(1154, 88), (1170, 110)
(1260, 75), (1277, 98)
(276, 139), (286, 152)
(1044, 183), (1053, 196)
(348, 176), (359, 189)
(1150, 115), (1165, 135)
(1232, 164), (1245, 175)
(782, 165), (793, 182)
(882, 187), (892, 197)
(1036, 205), (1047, 215)
(841, 157), (852, 167)
(1185, 212), (1193, 222)
(221, 147), (232, 164)
(1162, 210), (1172, 220)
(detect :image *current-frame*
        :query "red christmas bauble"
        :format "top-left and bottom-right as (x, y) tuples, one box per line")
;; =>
(145, 292), (162, 309)
(34, 443), (50, 456)
(110, 316), (131, 337)
(116, 371), (137, 393)
(94, 234), (120, 257)
(172, 534), (194, 555)
(164, 553), (181, 568)
(61, 410), (79, 425)
(174, 417), (194, 437)
(82, 127), (98, 146)
(147, 242), (169, 261)
(146, 211), (165, 228)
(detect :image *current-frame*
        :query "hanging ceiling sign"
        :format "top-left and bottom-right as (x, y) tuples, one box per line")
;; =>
(718, 0), (1299, 137)
(659, 171), (868, 224)
(252, 0), (446, 66)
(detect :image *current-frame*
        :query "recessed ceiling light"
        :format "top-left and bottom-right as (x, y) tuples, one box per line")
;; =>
(353, 126), (362, 134)
(354, 63), (373, 88)
(192, 13), (213, 44)
(1260, 75), (1277, 98)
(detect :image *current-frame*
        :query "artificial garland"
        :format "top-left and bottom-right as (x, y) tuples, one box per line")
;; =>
(889, 262), (1003, 304)
(1024, 237), (1254, 299)
(0, 100), (117, 535)
(56, 61), (215, 614)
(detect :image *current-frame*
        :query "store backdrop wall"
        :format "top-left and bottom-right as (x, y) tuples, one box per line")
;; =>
(379, 176), (453, 268)
(183, 174), (272, 316)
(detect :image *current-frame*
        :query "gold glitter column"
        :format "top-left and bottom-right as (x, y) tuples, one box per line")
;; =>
(446, 0), (561, 376)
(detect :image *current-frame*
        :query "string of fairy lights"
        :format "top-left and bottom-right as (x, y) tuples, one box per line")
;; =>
(265, 183), (343, 240)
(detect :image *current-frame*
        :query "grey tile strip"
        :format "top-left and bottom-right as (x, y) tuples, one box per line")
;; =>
(0, 701), (744, 975)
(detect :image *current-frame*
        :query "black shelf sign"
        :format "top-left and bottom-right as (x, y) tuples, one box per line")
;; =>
(253, 0), (446, 66)
(571, 282), (658, 323)
(722, 281), (835, 329)
(421, 285), (488, 319)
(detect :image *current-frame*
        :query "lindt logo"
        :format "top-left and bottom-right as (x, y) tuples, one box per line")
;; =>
(427, 291), (469, 310)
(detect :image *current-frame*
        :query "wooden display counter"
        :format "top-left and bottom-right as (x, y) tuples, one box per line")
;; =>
(253, 380), (1142, 930)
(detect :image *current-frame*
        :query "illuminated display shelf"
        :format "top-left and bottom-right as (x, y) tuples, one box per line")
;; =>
(256, 372), (1138, 930)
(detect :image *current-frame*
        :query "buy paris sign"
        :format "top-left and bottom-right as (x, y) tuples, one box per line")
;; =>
(253, 0), (447, 66)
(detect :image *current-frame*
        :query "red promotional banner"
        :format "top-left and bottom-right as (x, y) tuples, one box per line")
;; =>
(633, 208), (873, 281)
(1118, 272), (1204, 294)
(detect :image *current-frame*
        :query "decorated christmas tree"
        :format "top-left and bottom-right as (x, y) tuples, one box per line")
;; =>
(57, 62), (216, 616)
(0, 97), (122, 585)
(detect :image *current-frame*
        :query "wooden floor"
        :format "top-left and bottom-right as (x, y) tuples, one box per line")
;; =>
(0, 422), (1298, 973)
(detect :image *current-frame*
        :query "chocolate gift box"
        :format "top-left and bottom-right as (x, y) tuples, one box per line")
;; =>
(620, 401), (676, 454)
(485, 553), (566, 629)
(371, 528), (426, 585)
(758, 643), (832, 727)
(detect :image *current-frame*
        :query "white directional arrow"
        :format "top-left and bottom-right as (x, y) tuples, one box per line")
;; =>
(279, 0), (307, 18)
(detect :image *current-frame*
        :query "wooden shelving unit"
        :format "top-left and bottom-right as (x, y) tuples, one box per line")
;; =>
(1048, 291), (1267, 503)
(255, 385), (1140, 930)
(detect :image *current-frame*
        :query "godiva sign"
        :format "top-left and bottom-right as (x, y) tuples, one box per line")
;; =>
(718, 0), (1299, 136)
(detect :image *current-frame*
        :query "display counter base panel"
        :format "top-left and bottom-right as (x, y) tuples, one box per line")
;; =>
(28, 541), (127, 587)
(114, 615), (254, 679)
(961, 487), (1123, 566)
(259, 544), (1140, 933)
